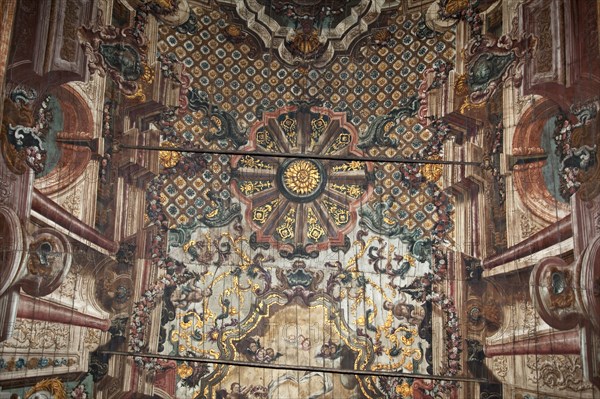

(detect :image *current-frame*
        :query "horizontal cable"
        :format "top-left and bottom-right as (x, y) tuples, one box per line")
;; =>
(120, 144), (482, 166)
(100, 350), (487, 383)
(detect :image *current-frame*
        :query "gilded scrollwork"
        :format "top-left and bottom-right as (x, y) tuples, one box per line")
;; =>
(84, 328), (102, 351)
(0, 321), (71, 350)
(238, 155), (273, 170)
(238, 180), (272, 196)
(56, 270), (77, 299)
(60, 188), (82, 218)
(526, 355), (593, 391)
(275, 207), (296, 241)
(130, 217), (462, 397)
(492, 356), (508, 381)
(321, 198), (350, 227)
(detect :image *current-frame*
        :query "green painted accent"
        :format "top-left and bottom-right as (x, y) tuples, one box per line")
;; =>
(36, 96), (63, 178)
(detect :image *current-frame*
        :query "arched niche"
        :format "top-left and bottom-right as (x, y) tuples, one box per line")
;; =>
(34, 84), (94, 195)
(512, 98), (570, 223)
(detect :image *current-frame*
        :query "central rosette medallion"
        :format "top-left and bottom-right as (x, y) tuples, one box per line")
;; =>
(231, 104), (373, 258)
(279, 158), (327, 201)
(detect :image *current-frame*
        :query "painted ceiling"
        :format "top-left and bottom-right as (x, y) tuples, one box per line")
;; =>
(3, 0), (573, 397)
(117, 1), (464, 398)
(2, 0), (600, 396)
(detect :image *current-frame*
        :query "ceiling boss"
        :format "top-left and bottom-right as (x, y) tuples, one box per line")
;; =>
(231, 104), (373, 258)
(280, 159), (326, 200)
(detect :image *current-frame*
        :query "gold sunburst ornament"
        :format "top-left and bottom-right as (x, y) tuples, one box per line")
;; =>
(283, 160), (321, 195)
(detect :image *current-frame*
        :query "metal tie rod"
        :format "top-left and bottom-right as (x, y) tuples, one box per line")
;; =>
(120, 144), (482, 166)
(100, 350), (488, 383)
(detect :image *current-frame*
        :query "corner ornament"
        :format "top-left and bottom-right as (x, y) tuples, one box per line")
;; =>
(456, 27), (536, 113)
(78, 9), (151, 100)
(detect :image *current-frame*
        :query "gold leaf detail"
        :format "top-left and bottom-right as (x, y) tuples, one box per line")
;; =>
(283, 160), (321, 195)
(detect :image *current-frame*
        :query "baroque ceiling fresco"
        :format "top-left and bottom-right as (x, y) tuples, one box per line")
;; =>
(1, 0), (600, 398)
(135, 1), (459, 397)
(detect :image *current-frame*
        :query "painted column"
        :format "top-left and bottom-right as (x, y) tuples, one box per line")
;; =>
(17, 295), (110, 331)
(31, 188), (119, 253)
(484, 329), (581, 357)
(483, 215), (572, 270)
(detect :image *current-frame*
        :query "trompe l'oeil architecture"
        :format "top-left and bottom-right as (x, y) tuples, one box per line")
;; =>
(0, 0), (599, 398)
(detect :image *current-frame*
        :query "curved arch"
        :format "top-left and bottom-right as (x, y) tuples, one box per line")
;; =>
(512, 98), (570, 223)
(34, 84), (93, 195)
(58, 84), (94, 139)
